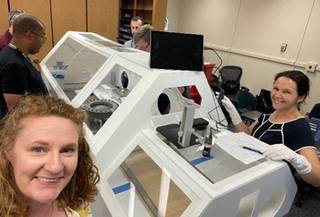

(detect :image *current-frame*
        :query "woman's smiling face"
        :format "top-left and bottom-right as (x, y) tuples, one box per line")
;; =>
(271, 76), (303, 111)
(5, 115), (79, 205)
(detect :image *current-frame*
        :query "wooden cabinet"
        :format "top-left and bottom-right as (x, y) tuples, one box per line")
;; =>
(87, 0), (119, 42)
(51, 0), (87, 45)
(118, 0), (167, 44)
(152, 0), (167, 30)
(9, 0), (53, 60)
(0, 0), (9, 32)
(2, 1), (129, 59)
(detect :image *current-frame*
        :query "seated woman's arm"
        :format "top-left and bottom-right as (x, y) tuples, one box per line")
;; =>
(264, 144), (320, 187)
(298, 148), (320, 187)
(234, 121), (257, 135)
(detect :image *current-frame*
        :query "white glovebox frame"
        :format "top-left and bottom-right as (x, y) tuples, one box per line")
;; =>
(41, 31), (297, 217)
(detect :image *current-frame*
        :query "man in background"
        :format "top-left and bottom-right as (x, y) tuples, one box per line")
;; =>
(133, 24), (154, 52)
(0, 14), (48, 119)
(0, 10), (25, 51)
(123, 16), (143, 48)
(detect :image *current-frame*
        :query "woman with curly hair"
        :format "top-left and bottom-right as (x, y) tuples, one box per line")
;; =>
(0, 95), (100, 217)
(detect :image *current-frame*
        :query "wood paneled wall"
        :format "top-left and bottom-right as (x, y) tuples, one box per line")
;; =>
(0, 0), (9, 31)
(51, 0), (87, 45)
(152, 0), (168, 30)
(9, 0), (53, 60)
(87, 0), (119, 41)
(1, 0), (119, 60)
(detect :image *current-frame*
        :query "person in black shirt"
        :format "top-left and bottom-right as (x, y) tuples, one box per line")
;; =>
(0, 14), (48, 119)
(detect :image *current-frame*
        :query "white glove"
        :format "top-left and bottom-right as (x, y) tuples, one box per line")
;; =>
(221, 96), (242, 125)
(263, 144), (311, 175)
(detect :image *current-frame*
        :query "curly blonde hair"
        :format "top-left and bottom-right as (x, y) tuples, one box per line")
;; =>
(0, 95), (100, 217)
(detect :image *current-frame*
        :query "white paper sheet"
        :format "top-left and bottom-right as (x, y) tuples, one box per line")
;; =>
(215, 132), (269, 164)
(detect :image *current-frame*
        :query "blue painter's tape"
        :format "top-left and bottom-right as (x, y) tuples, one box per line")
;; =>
(52, 74), (65, 79)
(191, 156), (214, 165)
(112, 182), (131, 194)
(111, 157), (214, 195)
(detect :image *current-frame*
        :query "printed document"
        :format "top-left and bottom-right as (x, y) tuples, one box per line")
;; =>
(215, 132), (269, 164)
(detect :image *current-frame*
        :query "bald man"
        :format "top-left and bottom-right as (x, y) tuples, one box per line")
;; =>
(0, 14), (48, 118)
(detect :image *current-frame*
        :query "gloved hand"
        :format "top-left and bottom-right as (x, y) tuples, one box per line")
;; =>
(221, 96), (242, 125)
(263, 144), (311, 175)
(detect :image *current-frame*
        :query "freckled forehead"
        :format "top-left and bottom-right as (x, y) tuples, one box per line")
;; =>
(131, 20), (142, 27)
(15, 115), (80, 144)
(274, 76), (297, 90)
(18, 115), (78, 130)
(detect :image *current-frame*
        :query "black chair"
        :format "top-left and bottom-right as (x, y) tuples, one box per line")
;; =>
(306, 103), (320, 152)
(293, 112), (320, 207)
(220, 65), (242, 96)
(236, 88), (257, 110)
(217, 65), (260, 125)
(256, 89), (272, 113)
(309, 103), (320, 119)
(236, 88), (259, 125)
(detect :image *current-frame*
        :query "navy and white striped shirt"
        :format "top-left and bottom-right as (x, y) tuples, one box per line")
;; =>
(252, 113), (315, 151)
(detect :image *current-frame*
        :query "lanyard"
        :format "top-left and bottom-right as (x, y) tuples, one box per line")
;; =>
(8, 43), (33, 64)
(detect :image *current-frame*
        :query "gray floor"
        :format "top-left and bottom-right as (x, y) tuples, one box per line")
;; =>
(285, 187), (320, 217)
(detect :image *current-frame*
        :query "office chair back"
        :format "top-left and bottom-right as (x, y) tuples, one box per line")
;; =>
(305, 117), (320, 152)
(256, 89), (272, 112)
(220, 65), (242, 95)
(308, 104), (320, 152)
(236, 88), (257, 110)
(309, 103), (320, 120)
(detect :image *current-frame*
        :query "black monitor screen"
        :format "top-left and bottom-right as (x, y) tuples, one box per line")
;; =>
(150, 31), (203, 71)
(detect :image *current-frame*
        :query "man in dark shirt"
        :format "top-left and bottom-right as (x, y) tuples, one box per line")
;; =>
(0, 14), (48, 118)
(0, 10), (25, 52)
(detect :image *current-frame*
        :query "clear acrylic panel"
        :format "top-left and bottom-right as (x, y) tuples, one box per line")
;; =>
(107, 146), (192, 217)
(81, 64), (141, 134)
(44, 78), (58, 98)
(79, 33), (137, 53)
(45, 37), (109, 100)
(166, 180), (191, 217)
(124, 148), (162, 213)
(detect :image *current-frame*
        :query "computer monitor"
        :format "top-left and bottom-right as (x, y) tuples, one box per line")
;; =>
(150, 31), (203, 71)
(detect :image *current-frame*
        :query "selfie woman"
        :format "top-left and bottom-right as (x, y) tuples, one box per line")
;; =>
(0, 95), (100, 217)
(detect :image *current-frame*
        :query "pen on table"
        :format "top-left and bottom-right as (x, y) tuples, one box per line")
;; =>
(241, 146), (263, 155)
